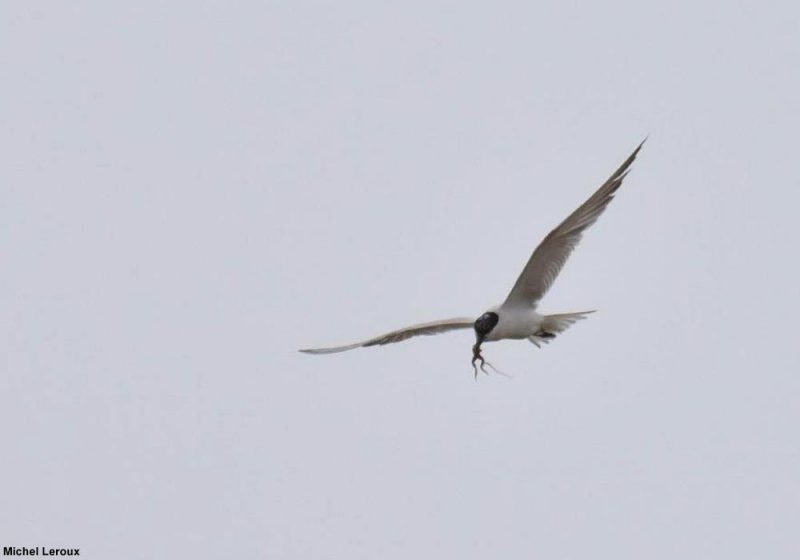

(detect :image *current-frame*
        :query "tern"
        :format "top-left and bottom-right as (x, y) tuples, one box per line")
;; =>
(300, 141), (645, 377)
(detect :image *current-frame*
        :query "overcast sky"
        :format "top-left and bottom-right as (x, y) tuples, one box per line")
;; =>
(2, 1), (799, 558)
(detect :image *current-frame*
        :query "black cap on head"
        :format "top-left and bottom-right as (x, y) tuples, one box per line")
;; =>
(474, 312), (499, 338)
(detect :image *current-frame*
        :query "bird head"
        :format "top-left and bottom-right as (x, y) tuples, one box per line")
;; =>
(472, 311), (499, 378)
(473, 311), (499, 345)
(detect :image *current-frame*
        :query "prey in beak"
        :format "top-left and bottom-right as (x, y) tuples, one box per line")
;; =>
(471, 341), (489, 377)
(472, 312), (500, 379)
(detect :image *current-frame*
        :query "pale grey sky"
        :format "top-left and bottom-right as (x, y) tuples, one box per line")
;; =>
(2, 1), (799, 558)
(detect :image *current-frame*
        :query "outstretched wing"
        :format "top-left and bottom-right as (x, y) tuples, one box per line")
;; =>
(299, 317), (475, 355)
(503, 140), (645, 308)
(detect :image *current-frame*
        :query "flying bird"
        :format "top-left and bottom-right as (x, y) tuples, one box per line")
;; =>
(300, 141), (645, 377)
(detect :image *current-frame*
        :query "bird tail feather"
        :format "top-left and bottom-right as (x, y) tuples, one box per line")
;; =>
(542, 310), (595, 333)
(528, 310), (595, 348)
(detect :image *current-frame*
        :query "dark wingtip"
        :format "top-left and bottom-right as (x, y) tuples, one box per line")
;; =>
(613, 137), (647, 180)
(632, 136), (647, 158)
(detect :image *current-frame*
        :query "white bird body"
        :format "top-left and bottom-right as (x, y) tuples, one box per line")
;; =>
(482, 304), (542, 342)
(300, 140), (645, 375)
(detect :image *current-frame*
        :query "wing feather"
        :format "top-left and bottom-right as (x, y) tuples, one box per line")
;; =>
(503, 140), (645, 307)
(299, 317), (475, 355)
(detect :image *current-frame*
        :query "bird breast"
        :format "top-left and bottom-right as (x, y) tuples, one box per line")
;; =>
(484, 307), (543, 341)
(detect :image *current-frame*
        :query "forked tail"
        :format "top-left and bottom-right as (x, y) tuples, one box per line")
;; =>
(528, 310), (595, 347)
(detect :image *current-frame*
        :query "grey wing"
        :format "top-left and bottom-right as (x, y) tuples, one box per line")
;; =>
(504, 140), (645, 307)
(299, 317), (475, 355)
